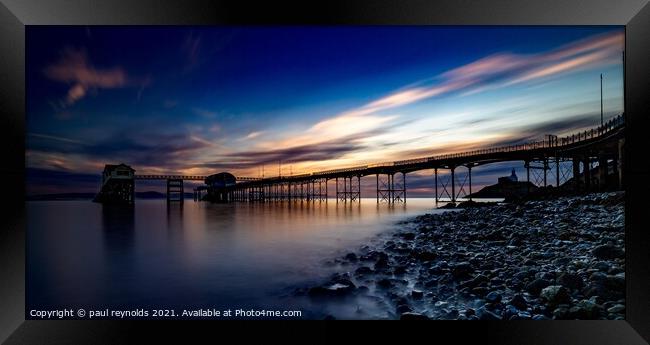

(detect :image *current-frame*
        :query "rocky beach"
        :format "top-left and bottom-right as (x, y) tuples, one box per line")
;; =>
(300, 192), (625, 320)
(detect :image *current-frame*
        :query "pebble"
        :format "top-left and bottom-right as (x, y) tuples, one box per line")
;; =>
(303, 192), (625, 320)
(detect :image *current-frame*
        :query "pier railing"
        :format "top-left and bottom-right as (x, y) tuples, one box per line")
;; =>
(309, 113), (624, 176)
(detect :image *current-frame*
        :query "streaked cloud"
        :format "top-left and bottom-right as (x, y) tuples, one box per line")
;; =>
(28, 132), (87, 145)
(203, 133), (373, 170)
(43, 47), (147, 106)
(244, 131), (264, 140)
(243, 30), (622, 173)
(27, 28), (625, 193)
(362, 31), (624, 113)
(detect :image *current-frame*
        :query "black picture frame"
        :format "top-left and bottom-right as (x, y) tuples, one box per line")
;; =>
(1, 0), (649, 343)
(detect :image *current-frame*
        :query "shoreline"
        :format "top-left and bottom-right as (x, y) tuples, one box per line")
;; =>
(300, 191), (625, 320)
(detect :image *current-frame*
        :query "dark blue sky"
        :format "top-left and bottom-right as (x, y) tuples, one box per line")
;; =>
(26, 26), (624, 195)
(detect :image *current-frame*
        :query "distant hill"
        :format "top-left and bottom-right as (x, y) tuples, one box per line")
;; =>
(467, 180), (538, 199)
(27, 191), (195, 201)
(27, 192), (97, 201)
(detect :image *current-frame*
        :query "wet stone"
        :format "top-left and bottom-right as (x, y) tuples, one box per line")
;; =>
(558, 272), (584, 291)
(508, 294), (528, 311)
(400, 312), (430, 320)
(607, 304), (625, 314)
(526, 278), (550, 296)
(540, 285), (571, 307)
(592, 244), (625, 260)
(301, 192), (624, 320)
(485, 291), (502, 304)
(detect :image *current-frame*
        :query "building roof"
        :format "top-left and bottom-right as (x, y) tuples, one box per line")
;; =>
(205, 172), (236, 185)
(103, 163), (135, 172)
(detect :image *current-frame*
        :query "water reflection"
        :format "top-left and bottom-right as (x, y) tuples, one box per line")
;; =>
(101, 204), (135, 253)
(28, 198), (444, 315)
(166, 202), (185, 234)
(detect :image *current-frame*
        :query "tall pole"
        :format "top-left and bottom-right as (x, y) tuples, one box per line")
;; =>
(600, 73), (604, 127)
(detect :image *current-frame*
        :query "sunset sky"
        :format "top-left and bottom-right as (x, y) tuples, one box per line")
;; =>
(26, 26), (624, 196)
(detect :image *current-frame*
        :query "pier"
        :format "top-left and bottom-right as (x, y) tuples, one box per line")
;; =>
(95, 114), (625, 205)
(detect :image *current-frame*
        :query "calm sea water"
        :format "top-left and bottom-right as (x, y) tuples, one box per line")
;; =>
(27, 198), (468, 319)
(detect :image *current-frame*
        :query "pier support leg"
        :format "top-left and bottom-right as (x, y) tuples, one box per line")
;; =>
(584, 158), (591, 191)
(130, 180), (135, 204)
(357, 175), (361, 201)
(618, 138), (624, 189)
(525, 161), (530, 193)
(166, 179), (184, 203)
(325, 179), (329, 201)
(573, 158), (581, 192)
(451, 167), (456, 203)
(335, 178), (338, 203)
(402, 172), (406, 203)
(434, 168), (438, 203)
(543, 158), (548, 187)
(599, 155), (608, 190)
(376, 174), (379, 203)
(389, 173), (394, 203)
(556, 157), (560, 187)
(468, 166), (472, 201)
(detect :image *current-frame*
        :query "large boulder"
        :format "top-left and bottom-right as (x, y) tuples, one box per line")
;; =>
(451, 262), (474, 279)
(558, 272), (584, 291)
(540, 285), (571, 307)
(526, 278), (550, 296)
(508, 294), (528, 311)
(592, 244), (625, 260)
